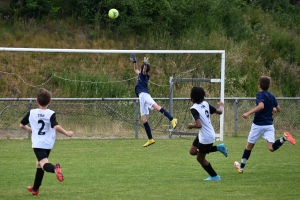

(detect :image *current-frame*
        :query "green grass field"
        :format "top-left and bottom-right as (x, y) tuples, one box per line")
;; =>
(0, 137), (299, 200)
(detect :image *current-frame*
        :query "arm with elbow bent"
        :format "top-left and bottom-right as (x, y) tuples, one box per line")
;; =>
(215, 101), (224, 115)
(188, 119), (202, 129)
(20, 124), (32, 133)
(54, 125), (74, 137)
(242, 102), (264, 119)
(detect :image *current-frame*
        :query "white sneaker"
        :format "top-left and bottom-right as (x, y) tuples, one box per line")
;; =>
(234, 161), (244, 174)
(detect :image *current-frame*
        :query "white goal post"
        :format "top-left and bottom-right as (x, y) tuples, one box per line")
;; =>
(0, 47), (225, 141)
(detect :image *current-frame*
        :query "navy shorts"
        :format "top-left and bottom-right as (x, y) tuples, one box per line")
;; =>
(33, 148), (51, 161)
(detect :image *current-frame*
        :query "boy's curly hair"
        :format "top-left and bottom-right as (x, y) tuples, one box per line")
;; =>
(190, 86), (205, 104)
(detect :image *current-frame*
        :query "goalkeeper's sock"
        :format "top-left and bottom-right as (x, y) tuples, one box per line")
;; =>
(159, 108), (173, 121)
(143, 122), (153, 139)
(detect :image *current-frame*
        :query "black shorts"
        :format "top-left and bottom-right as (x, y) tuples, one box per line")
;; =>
(192, 136), (213, 154)
(192, 136), (199, 147)
(33, 148), (51, 161)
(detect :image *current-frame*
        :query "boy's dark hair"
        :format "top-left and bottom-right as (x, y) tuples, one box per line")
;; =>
(259, 76), (270, 91)
(141, 63), (150, 74)
(37, 88), (51, 106)
(190, 86), (205, 103)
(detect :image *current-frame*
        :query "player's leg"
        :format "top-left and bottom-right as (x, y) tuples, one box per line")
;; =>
(139, 94), (155, 147)
(189, 136), (198, 155)
(151, 99), (177, 129)
(263, 125), (279, 152)
(266, 131), (296, 152)
(210, 143), (228, 157)
(37, 149), (64, 182)
(27, 158), (43, 195)
(196, 143), (220, 180)
(234, 123), (260, 173)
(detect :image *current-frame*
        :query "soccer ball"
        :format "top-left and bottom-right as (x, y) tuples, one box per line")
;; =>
(108, 9), (119, 19)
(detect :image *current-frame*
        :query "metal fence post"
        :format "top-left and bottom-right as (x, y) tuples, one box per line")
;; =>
(169, 76), (173, 138)
(28, 99), (32, 139)
(234, 98), (238, 136)
(135, 99), (139, 138)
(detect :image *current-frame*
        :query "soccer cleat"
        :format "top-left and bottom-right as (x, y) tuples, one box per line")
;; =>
(234, 161), (244, 174)
(27, 186), (39, 195)
(204, 175), (221, 181)
(55, 163), (64, 182)
(217, 143), (228, 157)
(143, 139), (155, 147)
(171, 118), (178, 129)
(284, 132), (296, 145)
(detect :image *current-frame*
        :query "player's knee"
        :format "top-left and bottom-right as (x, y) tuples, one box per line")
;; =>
(189, 150), (197, 156)
(268, 148), (275, 152)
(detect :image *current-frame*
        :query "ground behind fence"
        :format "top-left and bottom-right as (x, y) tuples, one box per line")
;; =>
(0, 97), (299, 139)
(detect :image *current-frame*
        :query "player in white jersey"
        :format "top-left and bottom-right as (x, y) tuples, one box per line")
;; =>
(187, 86), (226, 181)
(20, 88), (73, 196)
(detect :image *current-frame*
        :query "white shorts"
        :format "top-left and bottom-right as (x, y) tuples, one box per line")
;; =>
(247, 123), (275, 144)
(139, 92), (156, 116)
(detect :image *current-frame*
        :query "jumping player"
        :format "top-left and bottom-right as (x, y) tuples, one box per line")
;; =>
(20, 88), (74, 195)
(234, 76), (296, 173)
(188, 86), (226, 181)
(130, 53), (177, 147)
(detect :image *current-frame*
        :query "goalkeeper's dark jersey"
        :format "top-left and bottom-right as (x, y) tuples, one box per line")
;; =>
(135, 72), (150, 97)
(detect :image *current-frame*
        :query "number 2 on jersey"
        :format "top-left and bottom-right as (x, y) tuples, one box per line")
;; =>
(38, 120), (46, 135)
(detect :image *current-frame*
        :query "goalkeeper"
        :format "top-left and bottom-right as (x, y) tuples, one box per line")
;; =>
(130, 53), (177, 147)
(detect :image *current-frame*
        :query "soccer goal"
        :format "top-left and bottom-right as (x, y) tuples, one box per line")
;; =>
(0, 47), (225, 140)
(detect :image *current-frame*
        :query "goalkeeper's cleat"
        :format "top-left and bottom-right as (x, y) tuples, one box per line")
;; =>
(55, 163), (64, 182)
(171, 118), (178, 129)
(27, 186), (39, 195)
(204, 175), (221, 181)
(217, 143), (228, 157)
(143, 139), (155, 147)
(234, 161), (244, 174)
(284, 132), (296, 145)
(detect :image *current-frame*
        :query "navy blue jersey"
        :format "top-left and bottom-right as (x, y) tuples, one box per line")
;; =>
(135, 73), (150, 96)
(253, 90), (278, 125)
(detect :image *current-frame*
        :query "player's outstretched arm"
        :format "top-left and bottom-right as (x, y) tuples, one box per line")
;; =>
(130, 53), (139, 74)
(54, 125), (74, 137)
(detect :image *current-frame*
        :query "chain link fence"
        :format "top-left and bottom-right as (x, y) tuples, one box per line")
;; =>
(0, 97), (299, 139)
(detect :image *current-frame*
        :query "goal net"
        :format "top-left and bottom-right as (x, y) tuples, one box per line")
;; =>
(0, 48), (225, 140)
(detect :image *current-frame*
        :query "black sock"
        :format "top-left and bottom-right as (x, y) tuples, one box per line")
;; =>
(33, 168), (44, 190)
(210, 146), (217, 152)
(241, 149), (252, 169)
(143, 122), (153, 139)
(202, 163), (217, 177)
(159, 108), (173, 121)
(43, 163), (55, 173)
(272, 138), (284, 151)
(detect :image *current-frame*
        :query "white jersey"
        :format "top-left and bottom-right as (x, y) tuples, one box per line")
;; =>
(191, 101), (216, 144)
(21, 108), (58, 149)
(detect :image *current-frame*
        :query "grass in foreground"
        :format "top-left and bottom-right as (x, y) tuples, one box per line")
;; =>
(0, 137), (299, 200)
